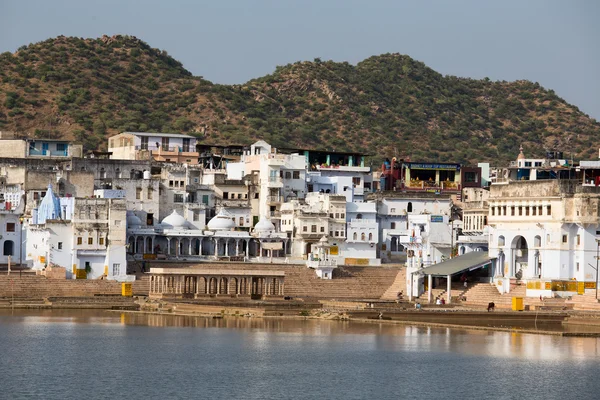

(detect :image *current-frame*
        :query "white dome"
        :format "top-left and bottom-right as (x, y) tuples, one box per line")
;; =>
(126, 211), (142, 228)
(254, 217), (275, 232)
(207, 210), (236, 231)
(161, 210), (188, 230)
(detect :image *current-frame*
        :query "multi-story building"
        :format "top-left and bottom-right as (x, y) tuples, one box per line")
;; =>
(108, 132), (199, 164)
(26, 184), (129, 280)
(488, 148), (599, 297)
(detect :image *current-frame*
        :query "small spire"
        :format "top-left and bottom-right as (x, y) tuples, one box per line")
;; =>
(517, 144), (525, 160)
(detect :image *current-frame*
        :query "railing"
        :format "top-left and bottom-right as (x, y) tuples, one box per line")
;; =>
(267, 176), (282, 184)
(270, 210), (281, 218)
(28, 149), (69, 157)
(135, 145), (195, 153)
(266, 195), (282, 203)
(307, 259), (337, 268)
(406, 180), (459, 190)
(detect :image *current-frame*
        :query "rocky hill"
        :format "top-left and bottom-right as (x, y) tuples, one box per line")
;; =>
(1, 34), (598, 165)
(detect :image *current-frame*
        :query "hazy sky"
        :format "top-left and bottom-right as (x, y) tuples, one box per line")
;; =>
(1, 0), (598, 119)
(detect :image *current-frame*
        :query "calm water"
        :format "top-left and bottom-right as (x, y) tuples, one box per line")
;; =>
(0, 310), (599, 400)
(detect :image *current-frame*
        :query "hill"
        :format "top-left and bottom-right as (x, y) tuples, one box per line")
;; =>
(0, 34), (598, 165)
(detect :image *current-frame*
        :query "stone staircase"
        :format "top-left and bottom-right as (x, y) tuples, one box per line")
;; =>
(380, 268), (407, 300)
(0, 274), (150, 299)
(461, 282), (526, 309)
(567, 290), (600, 311)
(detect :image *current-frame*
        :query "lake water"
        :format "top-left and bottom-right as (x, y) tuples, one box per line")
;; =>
(0, 310), (599, 400)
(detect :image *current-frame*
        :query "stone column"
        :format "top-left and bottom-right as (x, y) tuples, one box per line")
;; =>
(427, 274), (433, 303)
(214, 238), (219, 256)
(189, 239), (192, 256)
(225, 240), (229, 257)
(235, 240), (240, 256)
(446, 274), (452, 304)
(143, 236), (147, 254)
(166, 238), (171, 256)
(133, 235), (138, 253)
(199, 238), (203, 256)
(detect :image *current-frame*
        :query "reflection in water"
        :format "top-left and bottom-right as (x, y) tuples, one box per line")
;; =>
(1, 310), (599, 400)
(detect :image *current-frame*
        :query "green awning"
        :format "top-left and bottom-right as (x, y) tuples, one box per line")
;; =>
(419, 251), (494, 277)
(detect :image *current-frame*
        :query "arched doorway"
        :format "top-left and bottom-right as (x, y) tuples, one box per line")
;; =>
(511, 236), (528, 278)
(390, 237), (398, 252)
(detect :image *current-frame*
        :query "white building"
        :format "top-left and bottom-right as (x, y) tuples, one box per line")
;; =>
(108, 132), (200, 164)
(488, 148), (598, 297)
(26, 185), (130, 280)
(343, 202), (380, 265)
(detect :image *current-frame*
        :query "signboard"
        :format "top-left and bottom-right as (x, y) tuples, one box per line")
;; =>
(406, 163), (460, 171)
(143, 253), (157, 260)
(430, 215), (444, 223)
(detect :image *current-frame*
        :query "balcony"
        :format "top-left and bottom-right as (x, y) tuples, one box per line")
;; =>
(298, 230), (324, 239)
(307, 259), (338, 269)
(269, 210), (282, 218)
(263, 176), (283, 187)
(28, 148), (69, 157)
(266, 195), (282, 205)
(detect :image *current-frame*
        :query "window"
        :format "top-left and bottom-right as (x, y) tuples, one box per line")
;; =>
(223, 192), (229, 200)
(77, 237), (83, 245)
(390, 208), (396, 213)
(352, 177), (361, 186)
(114, 220), (121, 226)
(174, 194), (184, 203)
(562, 234), (567, 243)
(180, 181), (184, 187)
(330, 231), (333, 237)
(293, 171), (300, 179)
(311, 225), (317, 233)
(407, 202), (413, 213)
(577, 262), (580, 272)
(356, 214), (363, 220)
(340, 213), (345, 219)
(532, 207), (537, 216)
(368, 233), (373, 241)
(320, 226), (325, 232)
(525, 207), (529, 216)
(518, 206), (522, 216)
(577, 235), (581, 245)
(285, 172), (291, 179)
(511, 207), (515, 216)
(193, 211), (199, 221)
(99, 238), (104, 246)
(353, 232), (357, 240)
(239, 217), (244, 226)
(202, 195), (209, 204)
(169, 180), (174, 187)
(391, 222), (396, 229)
(303, 226), (307, 232)
(503, 206), (507, 215)
(6, 223), (15, 232)
(547, 205), (552, 216)
(335, 231), (339, 237)
(538, 206), (542, 216)
(335, 213), (339, 219)
(58, 242), (63, 250)
(136, 187), (142, 200)
(330, 213), (334, 218)
(147, 188), (153, 200)
(491, 207), (495, 216)
(113, 263), (121, 276)
(361, 233), (366, 241)
(88, 238), (93, 245)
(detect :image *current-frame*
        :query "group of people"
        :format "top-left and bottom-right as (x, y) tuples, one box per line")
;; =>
(435, 297), (446, 305)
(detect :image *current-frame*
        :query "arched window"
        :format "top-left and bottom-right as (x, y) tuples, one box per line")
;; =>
(498, 235), (505, 247)
(361, 233), (366, 241)
(534, 235), (541, 247)
(353, 232), (357, 240)
(147, 187), (153, 200)
(3, 240), (14, 256)
(115, 168), (122, 178)
(368, 233), (373, 241)
(99, 168), (106, 179)
(407, 202), (413, 213)
(136, 187), (142, 200)
(356, 214), (363, 220)
(130, 169), (135, 179)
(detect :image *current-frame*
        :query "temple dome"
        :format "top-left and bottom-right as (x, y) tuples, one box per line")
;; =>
(254, 217), (275, 232)
(126, 211), (142, 228)
(36, 183), (62, 224)
(161, 210), (188, 230)
(207, 209), (236, 231)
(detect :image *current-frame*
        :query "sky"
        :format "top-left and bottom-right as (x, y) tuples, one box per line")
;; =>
(1, 0), (598, 119)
